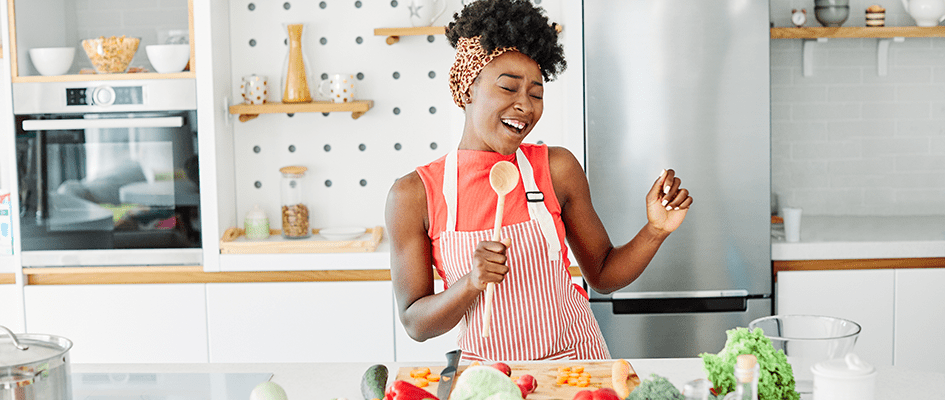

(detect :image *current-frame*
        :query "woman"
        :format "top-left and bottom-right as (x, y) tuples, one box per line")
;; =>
(385, 0), (693, 361)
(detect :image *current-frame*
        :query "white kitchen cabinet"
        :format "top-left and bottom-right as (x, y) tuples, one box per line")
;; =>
(894, 268), (945, 374)
(206, 281), (394, 363)
(776, 269), (894, 368)
(23, 284), (208, 363)
(0, 284), (24, 332)
(393, 278), (461, 362)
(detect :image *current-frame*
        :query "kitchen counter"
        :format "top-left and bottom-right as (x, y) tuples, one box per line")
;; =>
(71, 360), (944, 400)
(772, 215), (945, 261)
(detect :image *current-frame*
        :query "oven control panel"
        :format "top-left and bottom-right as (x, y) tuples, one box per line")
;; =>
(66, 86), (144, 107)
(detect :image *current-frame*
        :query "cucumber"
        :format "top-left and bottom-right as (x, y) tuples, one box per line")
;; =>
(361, 364), (389, 400)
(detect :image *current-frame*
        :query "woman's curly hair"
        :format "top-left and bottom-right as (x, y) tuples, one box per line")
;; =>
(446, 0), (565, 82)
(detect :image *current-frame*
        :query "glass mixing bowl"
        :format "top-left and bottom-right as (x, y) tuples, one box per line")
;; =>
(749, 315), (861, 393)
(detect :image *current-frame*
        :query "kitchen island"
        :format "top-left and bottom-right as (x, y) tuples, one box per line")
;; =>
(71, 359), (944, 399)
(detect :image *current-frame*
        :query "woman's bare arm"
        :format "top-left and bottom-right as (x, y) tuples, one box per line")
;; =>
(385, 171), (511, 341)
(548, 147), (692, 294)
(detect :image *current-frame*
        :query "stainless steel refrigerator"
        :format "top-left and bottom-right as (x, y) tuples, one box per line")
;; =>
(583, 0), (772, 358)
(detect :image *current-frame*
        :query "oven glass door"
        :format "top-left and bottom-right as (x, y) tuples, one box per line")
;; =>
(16, 112), (201, 266)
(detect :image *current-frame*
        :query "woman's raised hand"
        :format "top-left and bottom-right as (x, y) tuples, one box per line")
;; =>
(645, 169), (693, 234)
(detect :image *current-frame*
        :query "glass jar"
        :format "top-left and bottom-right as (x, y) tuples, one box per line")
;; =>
(244, 204), (270, 240)
(279, 166), (310, 239)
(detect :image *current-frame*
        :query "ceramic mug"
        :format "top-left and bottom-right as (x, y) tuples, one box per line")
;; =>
(241, 74), (269, 105)
(318, 74), (356, 104)
(408, 0), (447, 27)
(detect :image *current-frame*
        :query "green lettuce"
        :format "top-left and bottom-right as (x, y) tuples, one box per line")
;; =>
(700, 327), (799, 400)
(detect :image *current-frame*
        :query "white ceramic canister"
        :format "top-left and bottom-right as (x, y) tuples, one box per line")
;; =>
(811, 353), (876, 400)
(244, 204), (270, 240)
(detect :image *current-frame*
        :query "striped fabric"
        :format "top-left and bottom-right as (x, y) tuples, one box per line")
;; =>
(440, 219), (610, 361)
(435, 147), (610, 361)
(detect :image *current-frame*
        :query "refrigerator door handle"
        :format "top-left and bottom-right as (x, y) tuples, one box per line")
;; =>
(606, 290), (751, 315)
(611, 289), (749, 300)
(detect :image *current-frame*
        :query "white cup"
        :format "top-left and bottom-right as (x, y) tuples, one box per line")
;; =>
(241, 75), (269, 105)
(782, 207), (803, 242)
(408, 0), (447, 27)
(318, 73), (357, 104)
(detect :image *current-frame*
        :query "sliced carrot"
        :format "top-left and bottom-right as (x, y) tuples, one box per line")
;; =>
(427, 374), (440, 382)
(572, 365), (585, 373)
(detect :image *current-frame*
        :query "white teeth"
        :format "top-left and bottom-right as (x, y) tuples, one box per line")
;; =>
(502, 119), (525, 130)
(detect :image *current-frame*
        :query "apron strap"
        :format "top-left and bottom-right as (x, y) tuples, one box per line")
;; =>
(515, 149), (562, 262)
(442, 147), (562, 261)
(444, 150), (458, 231)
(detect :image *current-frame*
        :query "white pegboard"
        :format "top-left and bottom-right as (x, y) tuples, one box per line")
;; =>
(227, 0), (579, 231)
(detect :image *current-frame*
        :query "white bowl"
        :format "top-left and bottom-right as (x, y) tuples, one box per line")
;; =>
(145, 44), (190, 73)
(28, 47), (75, 76)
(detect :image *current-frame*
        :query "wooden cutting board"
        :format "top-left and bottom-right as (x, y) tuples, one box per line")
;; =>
(395, 360), (640, 400)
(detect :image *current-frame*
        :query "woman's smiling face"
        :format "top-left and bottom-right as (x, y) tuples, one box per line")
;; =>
(461, 51), (544, 155)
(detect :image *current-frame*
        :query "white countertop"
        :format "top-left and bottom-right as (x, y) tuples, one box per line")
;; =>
(71, 360), (945, 400)
(772, 215), (945, 261)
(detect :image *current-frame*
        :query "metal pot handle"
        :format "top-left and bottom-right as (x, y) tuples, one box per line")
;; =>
(0, 325), (29, 350)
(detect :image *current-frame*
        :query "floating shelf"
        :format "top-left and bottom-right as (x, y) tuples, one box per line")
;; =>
(770, 26), (945, 77)
(771, 26), (945, 39)
(374, 24), (563, 45)
(228, 100), (374, 122)
(11, 72), (196, 83)
(374, 26), (446, 45)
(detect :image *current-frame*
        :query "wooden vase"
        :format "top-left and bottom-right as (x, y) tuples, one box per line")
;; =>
(282, 23), (313, 103)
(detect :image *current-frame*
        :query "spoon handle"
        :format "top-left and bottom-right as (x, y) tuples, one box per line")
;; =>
(482, 193), (506, 337)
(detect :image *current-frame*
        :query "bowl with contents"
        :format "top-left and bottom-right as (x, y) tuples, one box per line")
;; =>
(28, 47), (75, 76)
(749, 314), (861, 393)
(146, 44), (190, 73)
(82, 36), (140, 73)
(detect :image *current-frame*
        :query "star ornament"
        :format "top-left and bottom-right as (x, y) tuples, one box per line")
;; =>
(409, 3), (423, 18)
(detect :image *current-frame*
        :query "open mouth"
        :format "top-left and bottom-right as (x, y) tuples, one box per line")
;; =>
(501, 118), (527, 134)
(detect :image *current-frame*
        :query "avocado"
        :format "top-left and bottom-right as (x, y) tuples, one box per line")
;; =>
(361, 364), (389, 400)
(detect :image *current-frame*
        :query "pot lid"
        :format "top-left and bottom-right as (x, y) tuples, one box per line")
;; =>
(811, 353), (875, 378)
(0, 334), (73, 368)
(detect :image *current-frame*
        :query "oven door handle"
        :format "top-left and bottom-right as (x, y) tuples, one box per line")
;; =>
(21, 116), (184, 131)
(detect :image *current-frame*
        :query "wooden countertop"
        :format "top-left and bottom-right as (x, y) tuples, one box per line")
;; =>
(14, 265), (585, 285)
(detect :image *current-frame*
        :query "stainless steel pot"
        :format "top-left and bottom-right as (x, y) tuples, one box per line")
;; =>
(0, 325), (73, 400)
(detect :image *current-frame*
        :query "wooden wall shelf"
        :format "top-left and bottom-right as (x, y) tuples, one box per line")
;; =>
(228, 100), (374, 122)
(374, 24), (562, 45)
(11, 71), (196, 83)
(374, 26), (446, 45)
(771, 26), (945, 39)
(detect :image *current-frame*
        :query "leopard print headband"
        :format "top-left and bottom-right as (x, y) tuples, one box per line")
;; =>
(449, 36), (518, 109)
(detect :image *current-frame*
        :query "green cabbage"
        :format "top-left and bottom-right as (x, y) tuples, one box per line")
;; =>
(700, 327), (799, 400)
(449, 366), (523, 400)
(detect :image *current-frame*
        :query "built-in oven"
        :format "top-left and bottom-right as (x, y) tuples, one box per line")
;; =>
(13, 79), (201, 267)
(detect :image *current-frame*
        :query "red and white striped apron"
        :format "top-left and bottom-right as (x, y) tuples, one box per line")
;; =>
(439, 148), (610, 361)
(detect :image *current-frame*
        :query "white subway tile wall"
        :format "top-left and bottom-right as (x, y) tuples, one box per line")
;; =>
(770, 0), (945, 216)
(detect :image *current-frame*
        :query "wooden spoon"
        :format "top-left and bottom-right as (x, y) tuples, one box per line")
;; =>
(482, 160), (519, 337)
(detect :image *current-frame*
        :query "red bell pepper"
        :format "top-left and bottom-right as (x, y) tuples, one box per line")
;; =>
(384, 380), (440, 400)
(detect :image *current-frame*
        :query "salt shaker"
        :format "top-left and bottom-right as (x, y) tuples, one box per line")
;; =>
(244, 204), (270, 240)
(279, 166), (310, 239)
